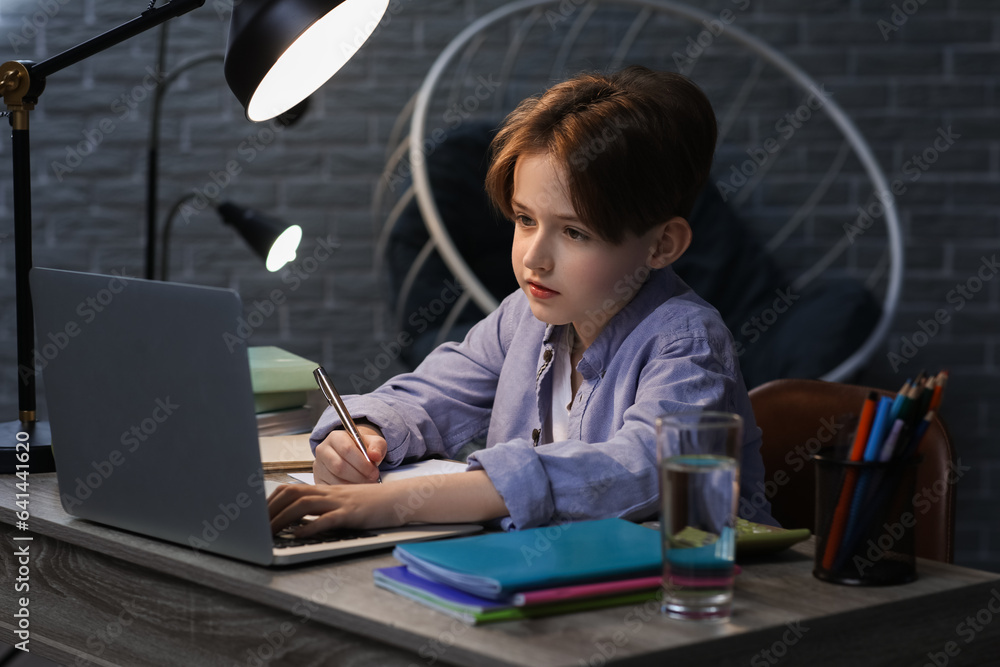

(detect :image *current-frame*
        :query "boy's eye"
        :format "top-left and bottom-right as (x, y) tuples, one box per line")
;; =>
(566, 227), (589, 241)
(514, 214), (534, 227)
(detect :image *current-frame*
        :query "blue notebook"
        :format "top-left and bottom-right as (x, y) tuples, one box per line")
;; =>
(392, 518), (662, 599)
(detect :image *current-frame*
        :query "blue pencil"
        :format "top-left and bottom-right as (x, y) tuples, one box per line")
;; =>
(898, 411), (934, 461)
(834, 396), (893, 570)
(862, 397), (893, 462)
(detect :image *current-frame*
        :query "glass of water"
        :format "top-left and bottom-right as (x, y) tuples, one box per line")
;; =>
(656, 411), (742, 622)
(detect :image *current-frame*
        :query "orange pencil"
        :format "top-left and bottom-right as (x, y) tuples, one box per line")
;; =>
(821, 391), (879, 570)
(928, 371), (948, 412)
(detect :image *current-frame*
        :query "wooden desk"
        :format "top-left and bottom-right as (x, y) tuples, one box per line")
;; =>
(2, 474), (999, 666)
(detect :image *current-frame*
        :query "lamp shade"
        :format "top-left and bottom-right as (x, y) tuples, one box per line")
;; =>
(216, 202), (303, 272)
(225, 0), (391, 122)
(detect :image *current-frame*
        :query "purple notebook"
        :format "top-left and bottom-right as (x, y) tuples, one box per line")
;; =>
(375, 565), (510, 611)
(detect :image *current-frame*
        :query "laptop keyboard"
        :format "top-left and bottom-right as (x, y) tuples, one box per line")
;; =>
(273, 523), (379, 549)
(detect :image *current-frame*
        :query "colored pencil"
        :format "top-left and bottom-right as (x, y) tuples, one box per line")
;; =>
(863, 397), (894, 461)
(878, 418), (907, 462)
(915, 375), (936, 420)
(898, 411), (934, 461)
(888, 380), (911, 423)
(826, 371), (949, 574)
(928, 371), (948, 412)
(820, 392), (878, 571)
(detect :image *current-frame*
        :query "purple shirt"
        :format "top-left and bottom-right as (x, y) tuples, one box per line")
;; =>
(311, 267), (773, 529)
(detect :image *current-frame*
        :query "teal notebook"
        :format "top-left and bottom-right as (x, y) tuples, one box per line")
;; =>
(392, 518), (662, 599)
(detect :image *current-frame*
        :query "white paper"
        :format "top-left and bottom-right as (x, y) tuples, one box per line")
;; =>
(289, 459), (468, 485)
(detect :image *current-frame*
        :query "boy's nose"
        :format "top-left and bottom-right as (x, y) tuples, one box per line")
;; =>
(522, 234), (553, 272)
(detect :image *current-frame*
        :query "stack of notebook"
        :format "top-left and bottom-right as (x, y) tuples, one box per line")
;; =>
(374, 518), (666, 624)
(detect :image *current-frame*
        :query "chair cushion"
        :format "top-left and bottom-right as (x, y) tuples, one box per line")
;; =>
(674, 185), (881, 387)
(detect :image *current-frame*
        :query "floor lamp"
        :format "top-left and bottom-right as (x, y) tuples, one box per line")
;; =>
(145, 34), (308, 282)
(0, 0), (391, 469)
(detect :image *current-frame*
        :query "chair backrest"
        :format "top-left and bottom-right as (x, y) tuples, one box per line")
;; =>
(375, 0), (904, 382)
(748, 378), (956, 563)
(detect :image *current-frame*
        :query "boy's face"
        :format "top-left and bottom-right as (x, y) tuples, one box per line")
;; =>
(510, 152), (659, 347)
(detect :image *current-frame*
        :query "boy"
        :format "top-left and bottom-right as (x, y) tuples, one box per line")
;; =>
(268, 66), (772, 533)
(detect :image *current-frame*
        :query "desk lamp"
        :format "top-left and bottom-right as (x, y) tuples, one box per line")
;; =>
(159, 197), (303, 280)
(0, 0), (390, 465)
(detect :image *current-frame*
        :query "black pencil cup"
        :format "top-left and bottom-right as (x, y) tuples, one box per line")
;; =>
(813, 452), (920, 586)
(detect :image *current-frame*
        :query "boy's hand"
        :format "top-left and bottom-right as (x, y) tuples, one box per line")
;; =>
(267, 471), (508, 534)
(313, 423), (387, 485)
(267, 482), (401, 534)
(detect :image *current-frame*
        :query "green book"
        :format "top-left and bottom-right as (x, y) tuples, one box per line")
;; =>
(247, 346), (318, 413)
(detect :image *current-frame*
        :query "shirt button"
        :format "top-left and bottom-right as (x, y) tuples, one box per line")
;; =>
(543, 350), (552, 362)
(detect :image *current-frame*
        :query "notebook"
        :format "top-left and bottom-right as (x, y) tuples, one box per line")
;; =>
(258, 433), (314, 471)
(393, 518), (663, 599)
(30, 268), (479, 566)
(372, 565), (662, 625)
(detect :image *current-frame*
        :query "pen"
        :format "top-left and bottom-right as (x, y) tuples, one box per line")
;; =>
(313, 366), (382, 484)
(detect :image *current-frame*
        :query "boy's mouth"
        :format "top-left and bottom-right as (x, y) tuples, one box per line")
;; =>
(527, 281), (559, 299)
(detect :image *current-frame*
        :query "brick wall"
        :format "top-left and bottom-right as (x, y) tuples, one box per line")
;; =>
(0, 0), (996, 571)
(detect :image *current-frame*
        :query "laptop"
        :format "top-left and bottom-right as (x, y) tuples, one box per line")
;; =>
(30, 268), (480, 566)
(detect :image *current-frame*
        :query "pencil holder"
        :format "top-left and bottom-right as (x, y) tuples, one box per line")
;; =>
(812, 451), (920, 586)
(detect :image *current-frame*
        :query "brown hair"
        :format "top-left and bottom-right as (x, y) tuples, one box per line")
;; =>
(485, 66), (717, 244)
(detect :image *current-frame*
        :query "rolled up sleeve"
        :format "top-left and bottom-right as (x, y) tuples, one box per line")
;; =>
(467, 439), (556, 530)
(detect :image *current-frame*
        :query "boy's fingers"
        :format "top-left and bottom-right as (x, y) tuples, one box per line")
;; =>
(340, 441), (380, 482)
(267, 487), (334, 533)
(335, 433), (385, 482)
(316, 453), (366, 485)
(367, 438), (388, 465)
(267, 483), (302, 520)
(315, 434), (368, 484)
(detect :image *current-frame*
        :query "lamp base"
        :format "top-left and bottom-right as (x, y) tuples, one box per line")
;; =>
(0, 418), (55, 474)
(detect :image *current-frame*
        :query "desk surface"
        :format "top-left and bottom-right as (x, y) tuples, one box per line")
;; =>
(2, 473), (999, 666)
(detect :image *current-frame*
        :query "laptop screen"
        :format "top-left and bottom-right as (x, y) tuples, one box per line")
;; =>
(30, 268), (274, 564)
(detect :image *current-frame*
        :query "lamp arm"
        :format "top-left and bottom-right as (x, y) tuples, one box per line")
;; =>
(145, 22), (171, 280)
(31, 0), (206, 82)
(159, 192), (210, 281)
(151, 52), (226, 143)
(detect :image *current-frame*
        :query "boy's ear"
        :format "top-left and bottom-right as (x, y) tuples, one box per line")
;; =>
(647, 216), (692, 269)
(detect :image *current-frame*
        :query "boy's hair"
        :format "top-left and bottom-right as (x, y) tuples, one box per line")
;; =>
(485, 66), (717, 244)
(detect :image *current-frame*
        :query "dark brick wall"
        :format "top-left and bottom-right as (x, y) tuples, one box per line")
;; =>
(0, 0), (996, 571)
